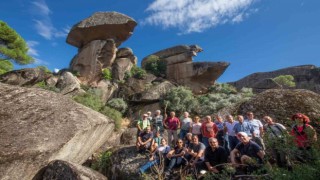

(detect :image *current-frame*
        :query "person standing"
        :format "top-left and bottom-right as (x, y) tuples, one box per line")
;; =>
(214, 115), (225, 147)
(233, 115), (254, 136)
(224, 115), (239, 152)
(153, 110), (164, 135)
(190, 116), (202, 142)
(245, 112), (265, 150)
(180, 112), (192, 139)
(201, 116), (218, 147)
(164, 111), (181, 146)
(263, 116), (291, 169)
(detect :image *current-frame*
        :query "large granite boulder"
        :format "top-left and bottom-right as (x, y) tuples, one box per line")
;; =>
(107, 146), (148, 180)
(229, 65), (320, 94)
(96, 80), (118, 103)
(0, 83), (114, 180)
(33, 160), (107, 180)
(67, 12), (137, 48)
(112, 58), (134, 81)
(56, 71), (81, 95)
(141, 45), (229, 93)
(234, 89), (320, 129)
(0, 68), (50, 86)
(70, 39), (116, 83)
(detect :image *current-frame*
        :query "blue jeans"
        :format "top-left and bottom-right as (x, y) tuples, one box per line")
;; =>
(139, 160), (159, 174)
(179, 129), (189, 139)
(168, 157), (184, 170)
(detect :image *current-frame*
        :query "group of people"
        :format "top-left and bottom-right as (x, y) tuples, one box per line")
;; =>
(136, 110), (318, 176)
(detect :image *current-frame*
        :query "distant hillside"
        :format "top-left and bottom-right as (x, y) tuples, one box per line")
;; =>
(229, 65), (320, 93)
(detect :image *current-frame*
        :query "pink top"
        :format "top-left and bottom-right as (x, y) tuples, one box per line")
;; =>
(164, 117), (180, 130)
(291, 124), (312, 148)
(201, 122), (218, 138)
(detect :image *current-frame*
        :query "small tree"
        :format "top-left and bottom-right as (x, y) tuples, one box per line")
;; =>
(107, 98), (128, 114)
(102, 68), (112, 80)
(272, 75), (296, 88)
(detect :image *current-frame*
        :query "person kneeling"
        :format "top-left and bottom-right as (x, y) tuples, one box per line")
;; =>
(230, 132), (265, 174)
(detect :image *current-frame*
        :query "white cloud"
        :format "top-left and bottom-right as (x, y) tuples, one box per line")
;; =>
(27, 40), (39, 57)
(31, 0), (68, 40)
(54, 68), (60, 73)
(143, 0), (258, 34)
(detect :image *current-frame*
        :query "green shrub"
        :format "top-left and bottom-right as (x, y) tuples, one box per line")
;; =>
(273, 75), (296, 88)
(91, 150), (112, 174)
(35, 80), (60, 92)
(99, 106), (122, 131)
(73, 91), (103, 111)
(144, 55), (166, 77)
(106, 98), (127, 114)
(102, 68), (112, 80)
(208, 83), (237, 94)
(130, 65), (147, 79)
(161, 86), (198, 115)
(37, 66), (51, 74)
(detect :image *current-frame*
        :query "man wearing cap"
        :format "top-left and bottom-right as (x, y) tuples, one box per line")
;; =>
(137, 114), (151, 137)
(231, 132), (265, 170)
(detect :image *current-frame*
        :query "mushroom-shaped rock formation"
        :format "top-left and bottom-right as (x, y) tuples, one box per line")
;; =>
(142, 45), (229, 93)
(67, 12), (137, 48)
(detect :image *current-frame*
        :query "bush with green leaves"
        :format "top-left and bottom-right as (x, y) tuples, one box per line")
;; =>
(36, 66), (51, 74)
(273, 75), (296, 88)
(129, 65), (147, 79)
(106, 98), (127, 114)
(35, 80), (60, 92)
(102, 68), (112, 80)
(100, 106), (123, 131)
(144, 55), (166, 77)
(73, 89), (104, 111)
(207, 83), (237, 94)
(161, 86), (198, 115)
(91, 151), (112, 175)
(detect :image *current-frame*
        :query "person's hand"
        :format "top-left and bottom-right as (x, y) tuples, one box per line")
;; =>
(208, 166), (219, 173)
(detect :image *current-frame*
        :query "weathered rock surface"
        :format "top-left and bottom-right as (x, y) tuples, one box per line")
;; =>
(112, 58), (134, 81)
(33, 160), (107, 180)
(56, 72), (81, 95)
(120, 128), (138, 145)
(141, 45), (229, 93)
(0, 68), (50, 86)
(234, 89), (320, 129)
(70, 39), (116, 83)
(67, 12), (137, 48)
(107, 146), (148, 180)
(130, 81), (174, 102)
(0, 83), (114, 180)
(96, 80), (118, 103)
(229, 65), (320, 94)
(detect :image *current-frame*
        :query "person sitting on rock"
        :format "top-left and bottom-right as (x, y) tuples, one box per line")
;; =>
(184, 133), (193, 148)
(165, 139), (186, 175)
(230, 132), (265, 173)
(139, 138), (171, 174)
(150, 131), (163, 153)
(198, 137), (228, 174)
(136, 114), (151, 137)
(185, 135), (206, 167)
(136, 126), (153, 153)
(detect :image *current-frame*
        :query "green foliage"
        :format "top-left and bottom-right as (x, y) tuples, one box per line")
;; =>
(35, 80), (60, 92)
(162, 86), (198, 115)
(73, 90), (104, 111)
(0, 21), (33, 64)
(0, 59), (13, 75)
(273, 75), (296, 88)
(91, 151), (112, 174)
(71, 70), (80, 77)
(35, 80), (46, 89)
(102, 68), (112, 80)
(100, 106), (123, 131)
(107, 98), (127, 114)
(36, 66), (51, 74)
(144, 55), (166, 77)
(195, 84), (253, 115)
(129, 65), (147, 79)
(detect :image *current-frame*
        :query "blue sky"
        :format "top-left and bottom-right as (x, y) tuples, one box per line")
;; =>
(1, 0), (319, 82)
